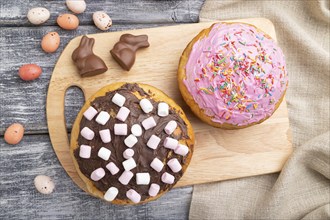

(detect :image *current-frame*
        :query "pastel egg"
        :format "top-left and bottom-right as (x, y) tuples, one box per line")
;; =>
(41, 32), (60, 53)
(57, 14), (79, 30)
(19, 64), (42, 81)
(34, 175), (55, 195)
(4, 123), (24, 145)
(93, 11), (112, 31)
(66, 0), (86, 14)
(27, 7), (50, 25)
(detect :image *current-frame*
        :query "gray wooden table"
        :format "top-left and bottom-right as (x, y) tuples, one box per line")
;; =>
(0, 1), (204, 219)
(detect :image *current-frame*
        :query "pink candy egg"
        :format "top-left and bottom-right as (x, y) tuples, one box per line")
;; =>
(4, 123), (24, 145)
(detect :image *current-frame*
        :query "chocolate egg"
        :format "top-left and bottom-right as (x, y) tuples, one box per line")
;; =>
(27, 7), (50, 25)
(93, 11), (112, 31)
(66, 0), (86, 14)
(4, 123), (24, 145)
(41, 32), (60, 53)
(34, 175), (55, 195)
(19, 64), (42, 81)
(57, 14), (79, 30)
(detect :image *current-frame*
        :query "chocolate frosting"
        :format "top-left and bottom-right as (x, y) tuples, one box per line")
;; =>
(74, 83), (191, 201)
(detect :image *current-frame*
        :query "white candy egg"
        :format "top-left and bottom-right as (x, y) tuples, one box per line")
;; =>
(93, 11), (112, 31)
(27, 7), (50, 25)
(66, 0), (86, 14)
(34, 175), (55, 194)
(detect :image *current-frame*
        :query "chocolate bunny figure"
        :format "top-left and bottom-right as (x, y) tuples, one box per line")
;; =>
(110, 34), (150, 71)
(72, 35), (108, 77)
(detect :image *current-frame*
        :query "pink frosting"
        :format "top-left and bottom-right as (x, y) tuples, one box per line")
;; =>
(183, 23), (288, 126)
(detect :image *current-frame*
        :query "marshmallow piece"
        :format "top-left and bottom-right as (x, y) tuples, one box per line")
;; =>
(91, 168), (105, 181)
(112, 93), (126, 107)
(116, 106), (130, 122)
(95, 111), (110, 125)
(79, 145), (91, 159)
(99, 129), (111, 143)
(83, 106), (98, 120)
(136, 173), (150, 185)
(161, 172), (175, 184)
(122, 157), (136, 171)
(80, 127), (95, 140)
(98, 147), (111, 161)
(114, 123), (127, 136)
(123, 149), (134, 159)
(158, 102), (169, 117)
(174, 144), (189, 156)
(118, 171), (133, 185)
(140, 98), (153, 113)
(126, 189), (141, 204)
(131, 124), (142, 137)
(167, 158), (182, 173)
(106, 162), (120, 175)
(148, 183), (160, 197)
(142, 117), (156, 130)
(104, 187), (119, 202)
(164, 120), (177, 135)
(124, 134), (138, 148)
(147, 135), (161, 150)
(164, 137), (179, 150)
(150, 158), (164, 172)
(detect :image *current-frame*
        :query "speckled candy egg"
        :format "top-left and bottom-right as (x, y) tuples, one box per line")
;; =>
(27, 7), (50, 25)
(93, 11), (112, 31)
(41, 32), (60, 53)
(34, 175), (55, 194)
(57, 14), (79, 30)
(19, 64), (42, 81)
(66, 0), (86, 14)
(4, 123), (24, 145)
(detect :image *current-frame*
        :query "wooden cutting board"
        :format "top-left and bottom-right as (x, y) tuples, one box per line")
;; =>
(46, 18), (292, 192)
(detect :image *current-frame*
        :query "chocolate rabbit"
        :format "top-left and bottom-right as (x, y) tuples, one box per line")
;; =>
(110, 34), (150, 71)
(72, 35), (108, 77)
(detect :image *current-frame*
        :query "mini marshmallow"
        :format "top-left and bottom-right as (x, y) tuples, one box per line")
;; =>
(80, 127), (95, 140)
(114, 123), (127, 136)
(123, 149), (134, 159)
(98, 147), (111, 161)
(106, 162), (120, 175)
(164, 120), (177, 135)
(112, 93), (126, 107)
(122, 157), (136, 171)
(124, 134), (138, 148)
(126, 189), (141, 203)
(95, 111), (110, 125)
(148, 183), (160, 197)
(147, 135), (161, 149)
(91, 168), (105, 181)
(150, 158), (164, 172)
(79, 145), (91, 159)
(118, 171), (133, 185)
(99, 129), (111, 143)
(83, 106), (98, 120)
(140, 98), (153, 113)
(136, 173), (150, 185)
(161, 172), (175, 184)
(131, 124), (142, 137)
(142, 117), (156, 130)
(104, 187), (119, 202)
(158, 102), (169, 117)
(116, 106), (130, 122)
(164, 137), (179, 150)
(174, 144), (189, 156)
(167, 158), (182, 173)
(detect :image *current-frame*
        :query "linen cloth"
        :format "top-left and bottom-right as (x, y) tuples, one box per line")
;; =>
(190, 0), (330, 219)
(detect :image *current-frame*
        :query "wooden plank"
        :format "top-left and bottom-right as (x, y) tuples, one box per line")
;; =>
(0, 0), (203, 26)
(0, 135), (192, 219)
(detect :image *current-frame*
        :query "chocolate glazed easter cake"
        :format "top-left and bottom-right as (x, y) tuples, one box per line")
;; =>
(178, 22), (288, 129)
(70, 83), (194, 204)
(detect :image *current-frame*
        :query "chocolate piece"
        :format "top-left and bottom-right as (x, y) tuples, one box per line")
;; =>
(110, 34), (150, 71)
(72, 35), (108, 77)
